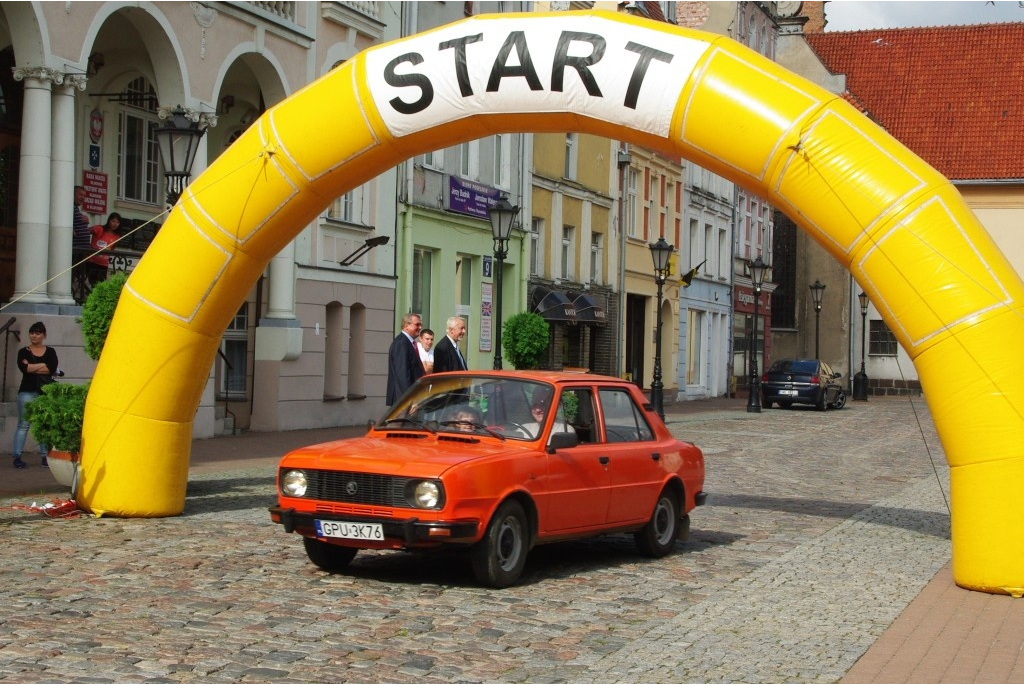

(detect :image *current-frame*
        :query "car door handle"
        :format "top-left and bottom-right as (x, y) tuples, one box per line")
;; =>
(651, 453), (661, 461)
(599, 456), (610, 465)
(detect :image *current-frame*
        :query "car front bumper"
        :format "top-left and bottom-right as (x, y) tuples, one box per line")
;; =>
(269, 505), (480, 545)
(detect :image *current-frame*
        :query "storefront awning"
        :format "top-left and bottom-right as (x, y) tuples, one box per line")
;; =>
(532, 287), (574, 321)
(572, 293), (606, 323)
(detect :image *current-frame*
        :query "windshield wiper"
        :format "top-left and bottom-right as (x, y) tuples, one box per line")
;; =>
(378, 417), (437, 434)
(439, 421), (506, 440)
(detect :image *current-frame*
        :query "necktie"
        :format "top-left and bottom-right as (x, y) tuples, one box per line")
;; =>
(456, 346), (466, 370)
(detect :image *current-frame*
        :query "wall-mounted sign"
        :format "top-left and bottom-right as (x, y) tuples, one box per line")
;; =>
(447, 176), (501, 219)
(89, 109), (103, 143)
(82, 170), (107, 216)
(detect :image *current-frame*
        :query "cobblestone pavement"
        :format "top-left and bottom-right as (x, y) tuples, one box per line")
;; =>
(0, 398), (951, 683)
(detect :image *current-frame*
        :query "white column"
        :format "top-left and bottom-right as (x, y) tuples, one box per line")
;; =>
(266, 242), (296, 319)
(11, 68), (55, 304)
(48, 74), (87, 305)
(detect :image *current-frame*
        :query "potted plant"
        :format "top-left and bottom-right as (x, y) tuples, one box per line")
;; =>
(25, 272), (126, 491)
(24, 381), (89, 488)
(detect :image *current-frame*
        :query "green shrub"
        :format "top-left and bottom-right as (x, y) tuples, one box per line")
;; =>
(502, 312), (549, 370)
(25, 381), (90, 453)
(79, 272), (127, 361)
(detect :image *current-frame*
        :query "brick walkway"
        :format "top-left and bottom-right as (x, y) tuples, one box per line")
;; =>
(1, 396), (1022, 682)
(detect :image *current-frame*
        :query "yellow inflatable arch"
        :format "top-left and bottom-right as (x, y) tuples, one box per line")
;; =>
(78, 11), (1024, 595)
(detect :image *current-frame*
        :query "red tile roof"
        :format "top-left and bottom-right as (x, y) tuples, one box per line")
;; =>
(805, 24), (1024, 181)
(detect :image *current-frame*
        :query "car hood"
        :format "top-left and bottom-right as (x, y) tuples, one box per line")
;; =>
(279, 433), (517, 477)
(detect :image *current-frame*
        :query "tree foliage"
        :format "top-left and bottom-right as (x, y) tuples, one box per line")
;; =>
(502, 312), (549, 370)
(80, 272), (127, 361)
(25, 381), (90, 453)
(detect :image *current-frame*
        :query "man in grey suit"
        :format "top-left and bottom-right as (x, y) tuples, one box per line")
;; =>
(432, 316), (468, 373)
(386, 313), (424, 405)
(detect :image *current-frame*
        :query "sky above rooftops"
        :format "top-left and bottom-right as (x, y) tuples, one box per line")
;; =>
(825, 0), (1024, 31)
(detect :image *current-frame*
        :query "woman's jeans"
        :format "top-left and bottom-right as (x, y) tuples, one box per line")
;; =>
(13, 391), (46, 458)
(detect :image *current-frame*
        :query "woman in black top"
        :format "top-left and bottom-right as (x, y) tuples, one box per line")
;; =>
(13, 321), (58, 468)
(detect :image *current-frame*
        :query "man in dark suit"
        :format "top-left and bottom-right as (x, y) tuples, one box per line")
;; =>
(432, 316), (468, 373)
(386, 312), (424, 405)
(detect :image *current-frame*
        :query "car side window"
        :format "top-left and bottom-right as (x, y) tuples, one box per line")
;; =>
(558, 388), (597, 444)
(598, 388), (654, 443)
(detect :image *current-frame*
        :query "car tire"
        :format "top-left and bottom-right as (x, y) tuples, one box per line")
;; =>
(833, 390), (847, 410)
(634, 488), (680, 558)
(471, 499), (529, 588)
(815, 389), (827, 411)
(779, 401), (792, 409)
(761, 396), (772, 409)
(303, 536), (358, 572)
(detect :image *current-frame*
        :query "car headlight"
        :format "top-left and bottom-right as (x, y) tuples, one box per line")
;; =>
(410, 480), (443, 509)
(281, 469), (308, 497)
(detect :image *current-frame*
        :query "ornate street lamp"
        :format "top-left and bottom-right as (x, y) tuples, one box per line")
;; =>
(747, 255), (767, 414)
(809, 279), (826, 359)
(853, 290), (870, 400)
(155, 106), (208, 206)
(648, 237), (673, 419)
(488, 193), (520, 370)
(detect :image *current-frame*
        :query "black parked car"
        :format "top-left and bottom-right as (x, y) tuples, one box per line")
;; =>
(760, 359), (846, 411)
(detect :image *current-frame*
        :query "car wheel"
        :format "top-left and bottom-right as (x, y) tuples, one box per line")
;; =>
(303, 536), (358, 572)
(815, 389), (827, 411)
(779, 401), (792, 409)
(833, 389), (847, 410)
(761, 396), (772, 409)
(634, 488), (680, 558)
(471, 499), (529, 588)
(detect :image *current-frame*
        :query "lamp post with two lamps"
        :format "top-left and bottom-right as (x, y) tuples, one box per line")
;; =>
(154, 106), (209, 206)
(853, 291), (870, 400)
(809, 279), (826, 359)
(488, 194), (520, 370)
(746, 255), (767, 413)
(648, 237), (673, 420)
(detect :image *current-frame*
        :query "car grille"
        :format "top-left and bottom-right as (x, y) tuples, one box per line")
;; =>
(305, 470), (411, 507)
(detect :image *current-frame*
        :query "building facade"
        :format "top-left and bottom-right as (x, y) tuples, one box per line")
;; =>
(0, 2), (403, 450)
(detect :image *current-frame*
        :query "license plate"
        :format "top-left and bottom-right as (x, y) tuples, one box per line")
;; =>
(315, 520), (384, 540)
(780, 389), (798, 396)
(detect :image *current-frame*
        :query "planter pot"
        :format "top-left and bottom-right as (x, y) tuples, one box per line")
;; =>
(47, 449), (80, 492)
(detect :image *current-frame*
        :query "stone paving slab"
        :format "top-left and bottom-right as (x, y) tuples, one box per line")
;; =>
(0, 398), (952, 683)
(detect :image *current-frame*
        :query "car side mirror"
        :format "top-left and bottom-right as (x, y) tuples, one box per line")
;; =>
(546, 431), (579, 454)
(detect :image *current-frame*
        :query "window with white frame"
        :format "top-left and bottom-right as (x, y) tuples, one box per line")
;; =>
(530, 217), (543, 276)
(626, 167), (638, 237)
(493, 134), (510, 189)
(689, 218), (699, 272)
(117, 76), (161, 205)
(704, 223), (713, 269)
(422, 149), (443, 168)
(718, 228), (728, 279)
(412, 248), (433, 327)
(561, 225), (575, 280)
(328, 191), (356, 223)
(564, 132), (578, 180)
(590, 233), (602, 284)
(219, 304), (248, 399)
(460, 140), (479, 180)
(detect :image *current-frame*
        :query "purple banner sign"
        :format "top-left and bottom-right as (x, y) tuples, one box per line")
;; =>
(447, 176), (501, 219)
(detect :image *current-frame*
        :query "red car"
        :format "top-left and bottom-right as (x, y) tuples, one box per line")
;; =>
(269, 371), (706, 587)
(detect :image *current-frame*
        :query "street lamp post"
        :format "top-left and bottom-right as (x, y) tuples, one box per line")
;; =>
(746, 256), (767, 414)
(649, 237), (673, 420)
(853, 291), (870, 400)
(809, 279), (826, 359)
(488, 193), (520, 370)
(155, 106), (209, 206)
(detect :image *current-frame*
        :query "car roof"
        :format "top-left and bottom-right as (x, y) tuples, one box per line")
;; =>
(425, 370), (633, 387)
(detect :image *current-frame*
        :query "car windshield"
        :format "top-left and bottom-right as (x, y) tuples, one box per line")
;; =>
(378, 375), (554, 440)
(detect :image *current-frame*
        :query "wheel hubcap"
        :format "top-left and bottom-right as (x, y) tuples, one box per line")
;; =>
(496, 517), (523, 571)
